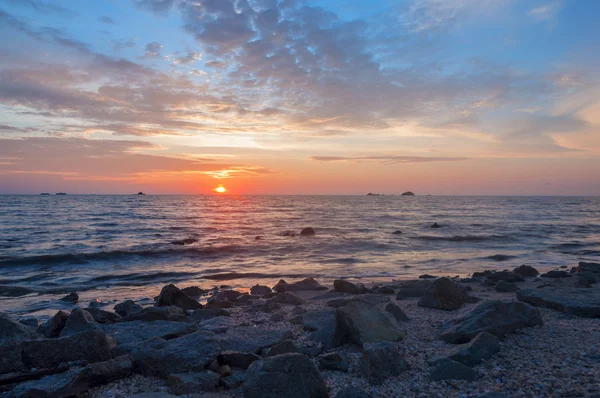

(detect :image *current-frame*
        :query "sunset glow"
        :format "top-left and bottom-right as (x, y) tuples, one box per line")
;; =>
(214, 185), (227, 194)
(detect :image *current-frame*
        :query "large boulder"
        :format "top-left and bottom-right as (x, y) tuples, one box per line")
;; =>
(300, 227), (316, 236)
(495, 281), (518, 293)
(114, 300), (143, 317)
(335, 300), (405, 347)
(395, 280), (432, 298)
(513, 265), (539, 278)
(250, 285), (272, 296)
(417, 277), (478, 311)
(219, 327), (291, 354)
(85, 307), (122, 324)
(121, 306), (190, 322)
(244, 353), (328, 398)
(360, 341), (409, 384)
(0, 312), (38, 346)
(517, 287), (600, 318)
(102, 320), (197, 345)
(190, 307), (230, 322)
(449, 332), (501, 366)
(430, 358), (478, 381)
(60, 308), (102, 337)
(285, 277), (327, 291)
(439, 300), (543, 344)
(156, 284), (203, 311)
(485, 271), (524, 283)
(39, 310), (69, 338)
(267, 292), (305, 305)
(302, 308), (337, 348)
(578, 261), (600, 274)
(22, 330), (115, 369)
(333, 280), (367, 294)
(385, 303), (409, 322)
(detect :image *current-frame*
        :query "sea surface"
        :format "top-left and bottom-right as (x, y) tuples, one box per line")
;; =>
(1, 195), (599, 317)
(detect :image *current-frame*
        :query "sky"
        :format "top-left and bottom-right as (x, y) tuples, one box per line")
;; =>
(0, 0), (599, 195)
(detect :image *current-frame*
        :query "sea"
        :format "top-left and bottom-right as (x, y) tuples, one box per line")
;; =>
(1, 195), (599, 317)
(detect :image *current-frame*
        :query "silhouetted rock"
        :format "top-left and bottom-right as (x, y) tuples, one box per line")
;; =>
(495, 280), (518, 293)
(250, 285), (272, 295)
(170, 238), (197, 245)
(419, 274), (436, 279)
(385, 302), (409, 322)
(430, 358), (478, 381)
(449, 332), (501, 366)
(181, 286), (208, 298)
(431, 222), (441, 228)
(220, 351), (261, 369)
(439, 300), (543, 344)
(267, 291), (305, 305)
(60, 292), (79, 303)
(300, 227), (315, 236)
(272, 279), (288, 292)
(335, 300), (405, 347)
(517, 287), (600, 317)
(485, 270), (524, 283)
(576, 271), (600, 286)
(417, 277), (478, 311)
(303, 308), (337, 348)
(392, 230), (403, 234)
(333, 280), (367, 294)
(513, 265), (539, 277)
(244, 353), (328, 398)
(578, 261), (600, 274)
(156, 284), (203, 310)
(85, 307), (122, 324)
(395, 279), (432, 298)
(285, 277), (327, 291)
(542, 270), (572, 278)
(60, 308), (101, 337)
(401, 191), (415, 196)
(39, 310), (69, 338)
(121, 306), (190, 322)
(360, 341), (409, 384)
(114, 300), (143, 317)
(0, 311), (38, 345)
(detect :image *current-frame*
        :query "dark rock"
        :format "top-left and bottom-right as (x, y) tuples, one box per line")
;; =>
(392, 230), (403, 234)
(0, 311), (38, 345)
(335, 387), (373, 398)
(219, 327), (292, 354)
(235, 294), (261, 306)
(102, 320), (197, 345)
(60, 292), (79, 303)
(220, 370), (245, 389)
(431, 222), (441, 228)
(130, 394), (179, 398)
(517, 287), (600, 317)
(198, 316), (238, 334)
(335, 300), (405, 347)
(59, 308), (101, 337)
(191, 307), (230, 322)
(373, 285), (395, 294)
(327, 294), (390, 308)
(269, 312), (285, 322)
(560, 265), (568, 269)
(419, 274), (437, 279)
(156, 284), (203, 310)
(401, 191), (415, 196)
(576, 271), (600, 286)
(285, 277), (327, 291)
(267, 291), (305, 306)
(121, 306), (190, 322)
(39, 310), (69, 338)
(417, 277), (478, 311)
(578, 261), (600, 274)
(85, 307), (122, 324)
(0, 343), (27, 374)
(303, 308), (336, 348)
(244, 353), (328, 398)
(485, 270), (524, 283)
(272, 279), (288, 292)
(266, 339), (303, 356)
(430, 358), (478, 381)
(167, 371), (220, 394)
(318, 352), (348, 371)
(439, 300), (543, 344)
(181, 286), (208, 298)
(495, 280), (518, 293)
(22, 330), (115, 369)
(19, 317), (39, 328)
(282, 231), (296, 237)
(220, 351), (260, 369)
(385, 302), (409, 322)
(513, 265), (539, 278)
(541, 270), (571, 278)
(250, 285), (272, 296)
(395, 279), (432, 298)
(360, 341), (409, 384)
(114, 300), (143, 317)
(333, 280), (367, 294)
(449, 332), (501, 366)
(247, 299), (281, 314)
(300, 227), (315, 236)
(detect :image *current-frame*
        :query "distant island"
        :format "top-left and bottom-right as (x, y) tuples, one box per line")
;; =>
(366, 193), (384, 196)
(401, 191), (415, 196)
(137, 192), (146, 195)
(55, 192), (67, 195)
(39, 193), (50, 196)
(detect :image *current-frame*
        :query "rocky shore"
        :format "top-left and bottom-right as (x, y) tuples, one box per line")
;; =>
(1, 262), (600, 398)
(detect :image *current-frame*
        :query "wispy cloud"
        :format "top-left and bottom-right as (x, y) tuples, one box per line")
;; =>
(310, 155), (468, 164)
(529, 1), (561, 21)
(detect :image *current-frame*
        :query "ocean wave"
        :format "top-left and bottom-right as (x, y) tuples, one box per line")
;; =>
(412, 235), (509, 243)
(201, 272), (308, 281)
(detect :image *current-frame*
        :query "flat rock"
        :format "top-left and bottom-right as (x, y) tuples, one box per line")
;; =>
(517, 287), (600, 317)
(417, 277), (478, 311)
(285, 277), (327, 291)
(485, 271), (524, 283)
(395, 280), (432, 298)
(60, 308), (102, 337)
(102, 320), (197, 345)
(542, 270), (572, 278)
(166, 371), (220, 394)
(190, 307), (230, 322)
(449, 332), (501, 366)
(219, 327), (291, 354)
(199, 316), (239, 333)
(250, 285), (272, 295)
(0, 311), (38, 345)
(439, 300), (543, 344)
(326, 294), (390, 308)
(335, 300), (405, 347)
(302, 308), (336, 348)
(121, 306), (190, 322)
(430, 358), (478, 381)
(244, 353), (328, 398)
(267, 291), (305, 305)
(578, 261), (600, 274)
(156, 284), (203, 310)
(360, 341), (409, 384)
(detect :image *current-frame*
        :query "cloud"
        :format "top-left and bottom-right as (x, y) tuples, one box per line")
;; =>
(190, 69), (207, 77)
(172, 51), (202, 65)
(529, 1), (561, 21)
(98, 16), (116, 25)
(3, 0), (77, 16)
(133, 0), (178, 14)
(310, 155), (468, 164)
(205, 60), (226, 69)
(143, 41), (163, 57)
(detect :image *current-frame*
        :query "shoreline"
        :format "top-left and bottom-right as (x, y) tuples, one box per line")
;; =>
(1, 263), (599, 397)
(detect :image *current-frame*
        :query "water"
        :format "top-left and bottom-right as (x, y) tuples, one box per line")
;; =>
(1, 195), (599, 317)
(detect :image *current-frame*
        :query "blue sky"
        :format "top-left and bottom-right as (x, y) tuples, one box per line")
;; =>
(0, 0), (599, 194)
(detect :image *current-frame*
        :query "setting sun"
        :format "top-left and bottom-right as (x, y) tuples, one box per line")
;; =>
(214, 185), (227, 194)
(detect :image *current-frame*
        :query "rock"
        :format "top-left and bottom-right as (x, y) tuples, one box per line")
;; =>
(22, 330), (115, 369)
(266, 339), (303, 356)
(417, 277), (478, 311)
(19, 317), (39, 328)
(517, 287), (600, 317)
(121, 306), (190, 322)
(59, 308), (101, 337)
(578, 261), (600, 274)
(268, 291), (305, 305)
(269, 312), (285, 322)
(439, 300), (543, 344)
(0, 311), (38, 345)
(9, 355), (132, 398)
(401, 191), (415, 196)
(513, 265), (539, 277)
(300, 227), (315, 236)
(181, 286), (208, 298)
(39, 310), (69, 338)
(385, 302), (409, 322)
(208, 290), (243, 303)
(495, 280), (518, 293)
(220, 327), (292, 354)
(373, 285), (395, 294)
(244, 353), (328, 398)
(250, 285), (272, 295)
(576, 271), (600, 286)
(220, 370), (245, 389)
(335, 300), (405, 347)
(247, 299), (281, 314)
(326, 294), (390, 308)
(473, 270), (494, 279)
(130, 394), (179, 398)
(360, 341), (409, 384)
(0, 342), (27, 374)
(395, 279), (432, 298)
(167, 371), (220, 394)
(191, 307), (230, 322)
(541, 270), (571, 278)
(303, 308), (336, 348)
(335, 387), (373, 398)
(235, 294), (261, 306)
(485, 270), (524, 283)
(430, 358), (478, 381)
(272, 279), (288, 293)
(392, 230), (403, 234)
(333, 280), (367, 294)
(102, 320), (197, 345)
(220, 351), (261, 369)
(198, 316), (239, 333)
(318, 352), (348, 371)
(114, 300), (143, 317)
(285, 277), (327, 291)
(156, 284), (203, 310)
(419, 274), (436, 279)
(60, 292), (79, 303)
(449, 332), (501, 366)
(431, 222), (441, 228)
(84, 307), (122, 324)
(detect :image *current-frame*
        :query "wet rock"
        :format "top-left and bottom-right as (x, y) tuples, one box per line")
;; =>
(385, 302), (409, 322)
(517, 287), (600, 317)
(392, 230), (403, 234)
(190, 307), (230, 322)
(9, 355), (132, 398)
(495, 280), (518, 293)
(360, 341), (409, 384)
(0, 311), (38, 345)
(85, 307), (122, 324)
(303, 308), (336, 348)
(219, 327), (292, 354)
(220, 351), (261, 369)
(121, 306), (190, 323)
(156, 284), (203, 310)
(285, 277), (327, 291)
(300, 227), (315, 236)
(167, 371), (220, 394)
(431, 222), (441, 228)
(59, 308), (101, 337)
(250, 285), (272, 296)
(60, 292), (79, 303)
(542, 270), (572, 278)
(373, 285), (395, 294)
(102, 320), (197, 345)
(318, 352), (348, 371)
(333, 280), (367, 294)
(267, 291), (305, 305)
(485, 270), (524, 283)
(247, 299), (281, 313)
(22, 330), (115, 369)
(244, 353), (328, 398)
(578, 261), (600, 274)
(235, 294), (261, 306)
(576, 271), (600, 286)
(513, 265), (539, 278)
(19, 317), (39, 328)
(430, 358), (478, 381)
(282, 231), (296, 237)
(335, 387), (373, 398)
(419, 274), (437, 279)
(114, 300), (143, 317)
(395, 279), (432, 299)
(449, 332), (501, 366)
(198, 316), (239, 334)
(272, 279), (288, 293)
(39, 310), (69, 338)
(417, 277), (478, 311)
(181, 286), (208, 298)
(439, 300), (543, 344)
(335, 300), (406, 347)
